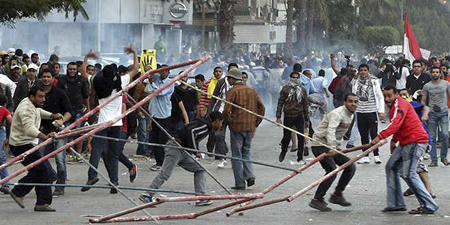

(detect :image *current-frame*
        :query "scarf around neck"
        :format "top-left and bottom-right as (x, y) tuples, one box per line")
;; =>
(286, 78), (303, 103)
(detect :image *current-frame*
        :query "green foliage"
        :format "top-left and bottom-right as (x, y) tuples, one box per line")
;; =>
(359, 26), (400, 54)
(0, 0), (89, 27)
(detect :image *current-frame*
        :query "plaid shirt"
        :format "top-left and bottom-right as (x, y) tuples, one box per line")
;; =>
(223, 83), (265, 132)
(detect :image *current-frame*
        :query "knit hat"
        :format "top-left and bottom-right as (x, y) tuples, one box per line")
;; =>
(226, 68), (242, 80)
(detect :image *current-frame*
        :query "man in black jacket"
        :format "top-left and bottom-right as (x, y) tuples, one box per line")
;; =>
(13, 63), (42, 111)
(406, 60), (431, 102)
(57, 62), (89, 155)
(139, 112), (224, 206)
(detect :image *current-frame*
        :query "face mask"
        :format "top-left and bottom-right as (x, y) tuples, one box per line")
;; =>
(289, 78), (301, 85)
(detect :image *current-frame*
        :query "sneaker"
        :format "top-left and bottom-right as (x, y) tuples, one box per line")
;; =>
(217, 159), (228, 168)
(139, 194), (154, 204)
(80, 177), (99, 192)
(346, 144), (355, 149)
(329, 193), (351, 207)
(408, 207), (434, 214)
(403, 188), (414, 196)
(231, 186), (246, 190)
(382, 207), (407, 212)
(374, 156), (382, 164)
(150, 165), (162, 171)
(34, 204), (56, 212)
(428, 161), (439, 167)
(441, 159), (450, 166)
(110, 187), (118, 194)
(53, 189), (64, 196)
(0, 186), (10, 194)
(309, 199), (332, 212)
(196, 200), (214, 206)
(424, 153), (430, 160)
(130, 164), (138, 183)
(9, 191), (25, 208)
(357, 156), (370, 164)
(246, 177), (255, 187)
(279, 151), (287, 162)
(381, 119), (386, 123)
(303, 147), (309, 156)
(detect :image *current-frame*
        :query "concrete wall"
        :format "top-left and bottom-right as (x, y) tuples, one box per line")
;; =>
(48, 23), (82, 57)
(234, 24), (286, 44)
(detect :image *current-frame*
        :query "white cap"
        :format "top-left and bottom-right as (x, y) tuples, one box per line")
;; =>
(27, 63), (39, 71)
(11, 64), (21, 70)
(7, 48), (15, 54)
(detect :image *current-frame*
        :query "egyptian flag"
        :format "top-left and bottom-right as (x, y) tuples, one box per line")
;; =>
(403, 13), (422, 61)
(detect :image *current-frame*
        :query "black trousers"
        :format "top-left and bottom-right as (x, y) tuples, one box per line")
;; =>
(206, 125), (228, 160)
(281, 116), (304, 160)
(312, 146), (356, 199)
(10, 144), (53, 205)
(151, 117), (172, 166)
(357, 112), (379, 156)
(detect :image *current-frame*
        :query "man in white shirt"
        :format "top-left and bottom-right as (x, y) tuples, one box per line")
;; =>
(81, 47), (138, 194)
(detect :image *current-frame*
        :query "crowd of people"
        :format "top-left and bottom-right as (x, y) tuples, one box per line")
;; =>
(0, 46), (448, 215)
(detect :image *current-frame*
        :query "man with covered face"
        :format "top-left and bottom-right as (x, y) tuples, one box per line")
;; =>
(276, 72), (309, 163)
(421, 66), (450, 167)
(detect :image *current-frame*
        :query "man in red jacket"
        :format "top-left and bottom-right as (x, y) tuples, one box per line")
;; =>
(371, 85), (438, 215)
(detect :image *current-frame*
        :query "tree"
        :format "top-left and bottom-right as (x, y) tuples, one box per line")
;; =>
(284, 0), (294, 63)
(305, 0), (315, 61)
(0, 0), (89, 26)
(219, 0), (235, 53)
(359, 26), (400, 54)
(293, 0), (307, 55)
(359, 0), (399, 26)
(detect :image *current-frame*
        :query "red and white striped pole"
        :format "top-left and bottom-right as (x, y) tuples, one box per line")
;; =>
(0, 56), (209, 186)
(0, 58), (204, 171)
(225, 143), (370, 216)
(287, 140), (387, 202)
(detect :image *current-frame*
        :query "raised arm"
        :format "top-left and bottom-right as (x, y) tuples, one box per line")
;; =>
(124, 46), (139, 80)
(330, 53), (339, 75)
(80, 50), (99, 80)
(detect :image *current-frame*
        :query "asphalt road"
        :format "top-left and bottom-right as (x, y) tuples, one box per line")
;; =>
(1, 121), (450, 225)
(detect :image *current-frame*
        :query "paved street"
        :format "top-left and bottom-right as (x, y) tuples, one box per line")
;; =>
(1, 121), (450, 225)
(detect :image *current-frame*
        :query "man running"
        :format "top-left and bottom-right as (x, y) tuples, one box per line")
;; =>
(371, 85), (438, 214)
(309, 93), (357, 211)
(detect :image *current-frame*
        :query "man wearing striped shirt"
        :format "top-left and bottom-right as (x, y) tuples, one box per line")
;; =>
(351, 63), (385, 164)
(224, 69), (265, 190)
(139, 112), (224, 206)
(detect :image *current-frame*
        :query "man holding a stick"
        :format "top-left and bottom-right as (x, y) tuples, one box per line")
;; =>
(371, 85), (438, 214)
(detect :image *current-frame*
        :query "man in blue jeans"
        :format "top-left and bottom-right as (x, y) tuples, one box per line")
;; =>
(223, 69), (265, 190)
(39, 68), (72, 196)
(372, 86), (438, 214)
(421, 66), (450, 167)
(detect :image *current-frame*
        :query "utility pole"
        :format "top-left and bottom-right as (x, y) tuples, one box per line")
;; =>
(400, 0), (404, 22)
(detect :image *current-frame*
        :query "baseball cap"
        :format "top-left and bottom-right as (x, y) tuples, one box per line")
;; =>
(11, 64), (21, 70)
(27, 63), (39, 71)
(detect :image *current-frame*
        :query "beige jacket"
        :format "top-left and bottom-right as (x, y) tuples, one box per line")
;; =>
(312, 106), (353, 148)
(10, 98), (52, 146)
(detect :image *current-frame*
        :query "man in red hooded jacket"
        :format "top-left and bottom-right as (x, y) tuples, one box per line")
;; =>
(371, 85), (438, 215)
